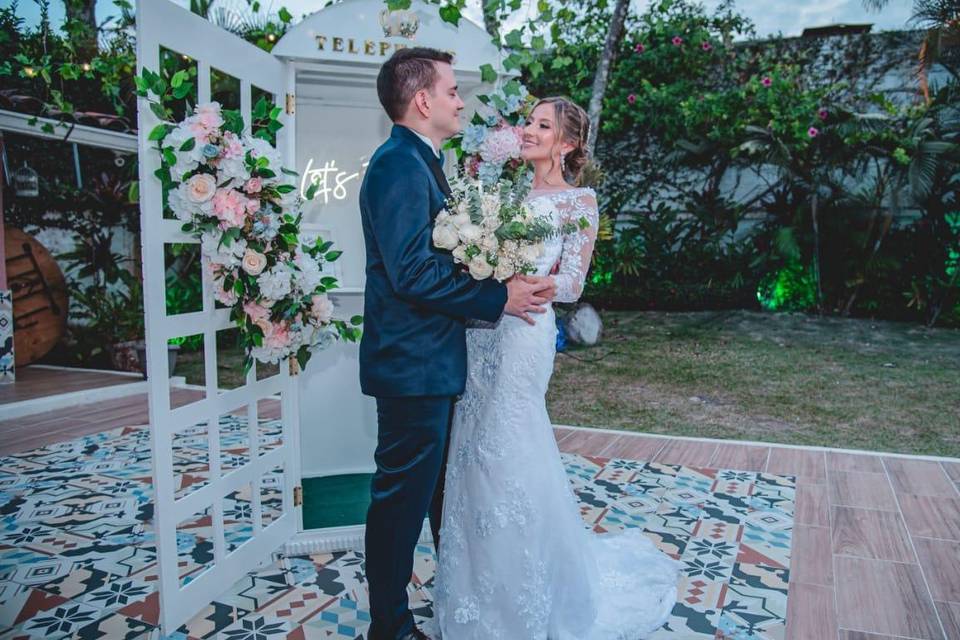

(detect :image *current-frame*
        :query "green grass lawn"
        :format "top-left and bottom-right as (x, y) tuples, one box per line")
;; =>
(548, 310), (960, 458)
(178, 310), (960, 458)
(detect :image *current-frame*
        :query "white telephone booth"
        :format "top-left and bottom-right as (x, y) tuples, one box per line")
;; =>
(136, 0), (502, 632)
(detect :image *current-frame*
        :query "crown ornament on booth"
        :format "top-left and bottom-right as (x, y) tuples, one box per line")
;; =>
(379, 8), (420, 39)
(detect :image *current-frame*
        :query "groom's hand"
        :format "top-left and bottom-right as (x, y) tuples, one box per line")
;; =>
(504, 275), (557, 325)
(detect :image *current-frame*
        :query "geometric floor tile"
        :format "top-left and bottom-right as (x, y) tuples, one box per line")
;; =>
(0, 424), (796, 639)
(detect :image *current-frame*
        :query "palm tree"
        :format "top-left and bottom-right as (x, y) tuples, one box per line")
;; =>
(863, 0), (959, 98)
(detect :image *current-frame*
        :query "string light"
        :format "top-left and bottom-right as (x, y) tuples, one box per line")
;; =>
(267, 33), (276, 42)
(23, 66), (35, 77)
(82, 62), (91, 71)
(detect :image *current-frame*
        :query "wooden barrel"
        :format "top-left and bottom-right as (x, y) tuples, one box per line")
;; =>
(4, 226), (68, 366)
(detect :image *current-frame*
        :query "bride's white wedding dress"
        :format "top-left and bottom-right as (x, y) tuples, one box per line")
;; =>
(428, 187), (681, 640)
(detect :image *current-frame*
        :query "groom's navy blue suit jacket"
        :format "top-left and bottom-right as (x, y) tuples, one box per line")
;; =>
(358, 125), (507, 397)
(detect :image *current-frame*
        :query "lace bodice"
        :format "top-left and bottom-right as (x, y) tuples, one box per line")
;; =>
(524, 187), (600, 303)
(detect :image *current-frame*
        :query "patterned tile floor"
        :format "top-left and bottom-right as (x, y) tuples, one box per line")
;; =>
(0, 419), (795, 639)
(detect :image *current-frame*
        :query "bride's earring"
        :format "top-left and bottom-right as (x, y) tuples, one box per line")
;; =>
(560, 153), (567, 174)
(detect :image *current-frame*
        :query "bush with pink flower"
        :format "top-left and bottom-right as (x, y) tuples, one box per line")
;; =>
(147, 97), (362, 373)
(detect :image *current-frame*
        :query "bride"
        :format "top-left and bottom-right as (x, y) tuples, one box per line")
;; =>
(428, 97), (681, 639)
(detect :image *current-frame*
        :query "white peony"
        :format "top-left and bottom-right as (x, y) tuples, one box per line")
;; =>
(257, 265), (293, 301)
(293, 251), (323, 294)
(310, 294), (335, 324)
(432, 223), (460, 251)
(452, 246), (468, 264)
(201, 231), (246, 268)
(468, 255), (494, 280)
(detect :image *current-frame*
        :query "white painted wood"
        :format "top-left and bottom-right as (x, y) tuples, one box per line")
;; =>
(284, 519), (432, 556)
(136, 1), (301, 633)
(272, 0), (502, 74)
(0, 109), (138, 152)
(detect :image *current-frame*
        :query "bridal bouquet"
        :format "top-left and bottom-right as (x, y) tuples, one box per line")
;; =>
(146, 95), (361, 373)
(448, 79), (534, 187)
(432, 174), (586, 281)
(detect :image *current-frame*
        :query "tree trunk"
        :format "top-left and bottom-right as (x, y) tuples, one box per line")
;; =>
(586, 0), (630, 156)
(810, 191), (824, 313)
(62, 0), (97, 54)
(63, 0), (96, 29)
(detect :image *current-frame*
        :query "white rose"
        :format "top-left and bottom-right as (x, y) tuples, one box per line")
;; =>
(452, 246), (468, 264)
(520, 243), (543, 263)
(480, 234), (499, 253)
(468, 255), (494, 280)
(435, 209), (451, 224)
(185, 173), (217, 203)
(458, 223), (483, 245)
(482, 215), (501, 231)
(450, 211), (471, 228)
(241, 249), (268, 276)
(494, 260), (515, 282)
(432, 223), (460, 251)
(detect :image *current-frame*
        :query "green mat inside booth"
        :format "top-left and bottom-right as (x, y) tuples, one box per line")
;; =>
(302, 473), (374, 530)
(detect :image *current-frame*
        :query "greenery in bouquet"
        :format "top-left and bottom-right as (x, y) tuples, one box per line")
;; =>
(433, 174), (589, 281)
(445, 78), (537, 186)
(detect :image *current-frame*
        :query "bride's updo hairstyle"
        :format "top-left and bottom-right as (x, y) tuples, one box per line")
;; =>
(533, 96), (590, 186)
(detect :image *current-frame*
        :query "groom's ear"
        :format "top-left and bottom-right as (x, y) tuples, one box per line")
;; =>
(411, 88), (432, 119)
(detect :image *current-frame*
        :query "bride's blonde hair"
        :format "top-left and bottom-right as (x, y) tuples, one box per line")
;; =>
(532, 96), (590, 186)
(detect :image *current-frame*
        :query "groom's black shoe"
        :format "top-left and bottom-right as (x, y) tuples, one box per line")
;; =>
(398, 627), (430, 640)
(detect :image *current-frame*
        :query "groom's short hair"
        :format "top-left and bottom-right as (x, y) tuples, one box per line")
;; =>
(377, 47), (454, 122)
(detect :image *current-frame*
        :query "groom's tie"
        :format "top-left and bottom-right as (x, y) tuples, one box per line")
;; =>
(427, 153), (452, 198)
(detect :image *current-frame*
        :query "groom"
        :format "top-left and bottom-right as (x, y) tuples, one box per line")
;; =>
(359, 47), (556, 640)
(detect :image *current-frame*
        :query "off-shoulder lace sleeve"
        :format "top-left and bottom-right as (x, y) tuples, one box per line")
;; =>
(554, 189), (600, 303)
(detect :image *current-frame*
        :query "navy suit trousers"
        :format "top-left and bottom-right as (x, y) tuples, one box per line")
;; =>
(364, 395), (454, 640)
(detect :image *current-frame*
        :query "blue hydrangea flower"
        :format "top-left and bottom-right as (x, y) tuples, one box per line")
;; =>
(477, 161), (502, 186)
(461, 124), (487, 154)
(202, 143), (219, 158)
(504, 94), (523, 114)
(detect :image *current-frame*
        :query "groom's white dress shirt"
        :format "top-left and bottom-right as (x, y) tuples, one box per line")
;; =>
(410, 128), (442, 159)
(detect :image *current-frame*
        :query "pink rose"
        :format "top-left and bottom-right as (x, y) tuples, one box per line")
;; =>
(635, 43), (645, 53)
(185, 173), (216, 203)
(241, 249), (268, 276)
(701, 41), (712, 51)
(245, 177), (263, 194)
(627, 94), (637, 105)
(672, 36), (683, 46)
(244, 300), (271, 322)
(808, 127), (819, 138)
(761, 76), (773, 87)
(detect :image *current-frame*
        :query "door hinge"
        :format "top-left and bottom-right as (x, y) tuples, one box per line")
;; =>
(293, 485), (303, 507)
(285, 93), (295, 115)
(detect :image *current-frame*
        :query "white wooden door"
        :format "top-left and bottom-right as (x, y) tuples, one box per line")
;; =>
(135, 1), (300, 633)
